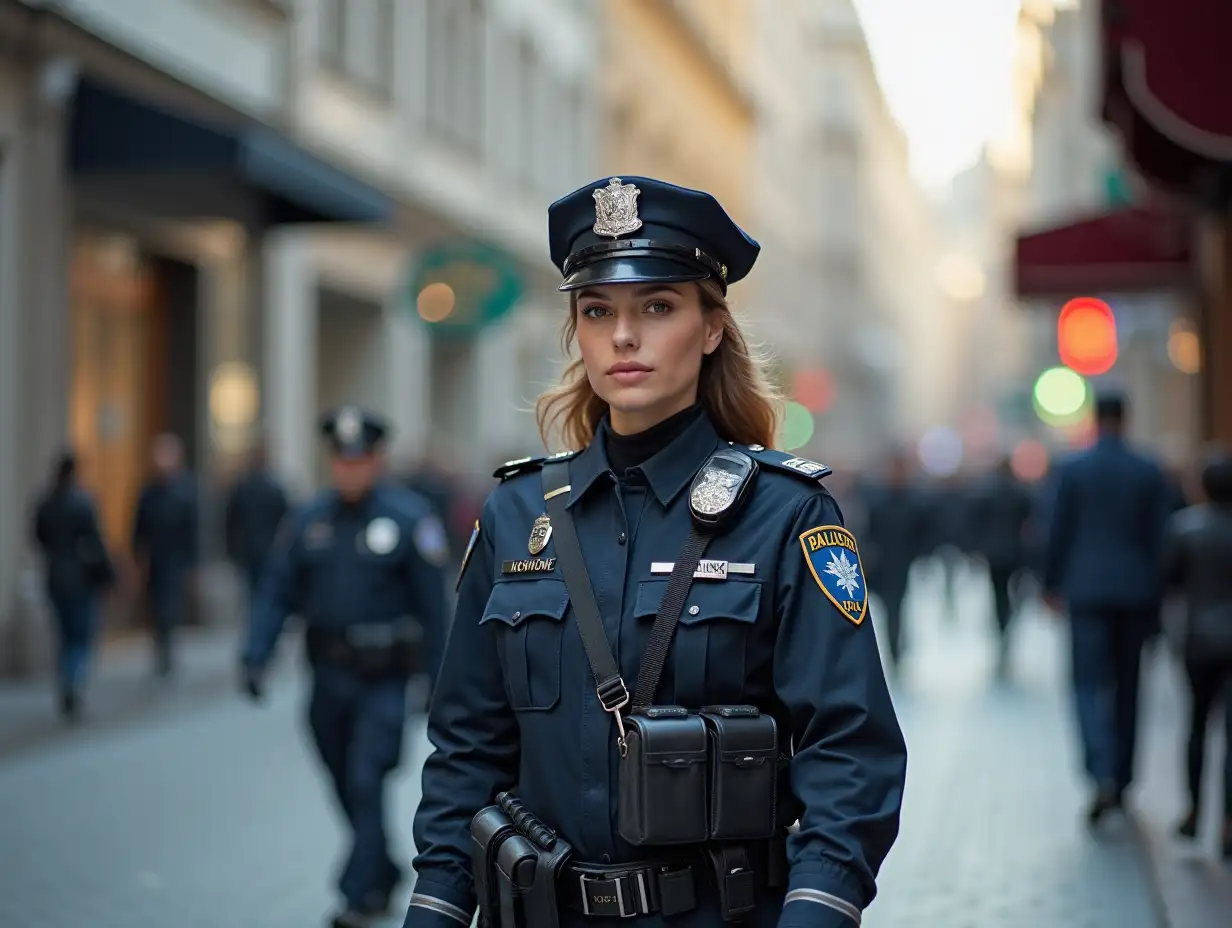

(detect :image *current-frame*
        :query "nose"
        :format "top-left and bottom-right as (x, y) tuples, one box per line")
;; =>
(611, 311), (639, 349)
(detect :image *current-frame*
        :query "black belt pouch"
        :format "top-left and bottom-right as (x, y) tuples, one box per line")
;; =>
(617, 707), (709, 846)
(701, 706), (779, 841)
(470, 805), (516, 927)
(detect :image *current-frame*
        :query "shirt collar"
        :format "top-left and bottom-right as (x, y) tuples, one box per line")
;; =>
(567, 410), (722, 508)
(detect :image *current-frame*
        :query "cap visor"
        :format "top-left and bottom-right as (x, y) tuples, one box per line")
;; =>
(330, 443), (370, 460)
(559, 256), (710, 292)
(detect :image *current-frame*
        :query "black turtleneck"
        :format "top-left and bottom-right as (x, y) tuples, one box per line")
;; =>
(602, 404), (704, 475)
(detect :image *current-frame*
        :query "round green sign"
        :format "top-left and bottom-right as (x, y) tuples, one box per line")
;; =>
(405, 241), (525, 338)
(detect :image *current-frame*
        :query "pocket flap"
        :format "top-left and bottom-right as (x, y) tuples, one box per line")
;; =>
(633, 579), (762, 626)
(480, 578), (569, 628)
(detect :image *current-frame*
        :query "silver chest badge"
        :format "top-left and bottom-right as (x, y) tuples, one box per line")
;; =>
(592, 178), (643, 239)
(527, 513), (552, 556)
(364, 517), (400, 555)
(691, 466), (740, 517)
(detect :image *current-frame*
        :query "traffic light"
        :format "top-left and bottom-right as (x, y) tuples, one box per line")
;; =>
(1057, 297), (1118, 376)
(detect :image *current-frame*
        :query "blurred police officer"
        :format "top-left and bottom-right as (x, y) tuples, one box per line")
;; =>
(241, 406), (450, 928)
(1043, 392), (1172, 826)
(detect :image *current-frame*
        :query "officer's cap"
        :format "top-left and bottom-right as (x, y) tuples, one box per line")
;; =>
(320, 406), (389, 459)
(548, 176), (760, 294)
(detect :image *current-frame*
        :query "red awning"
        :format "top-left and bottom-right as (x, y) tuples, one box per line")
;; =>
(1014, 204), (1192, 299)
(1102, 0), (1232, 184)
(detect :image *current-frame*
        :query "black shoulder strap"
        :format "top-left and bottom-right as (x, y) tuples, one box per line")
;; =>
(540, 463), (630, 717)
(632, 526), (710, 708)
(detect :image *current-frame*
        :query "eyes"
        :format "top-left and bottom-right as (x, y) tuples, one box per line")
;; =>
(579, 300), (672, 319)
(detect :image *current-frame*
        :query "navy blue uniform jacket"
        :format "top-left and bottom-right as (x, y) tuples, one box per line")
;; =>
(243, 482), (450, 682)
(409, 414), (906, 927)
(1043, 435), (1172, 611)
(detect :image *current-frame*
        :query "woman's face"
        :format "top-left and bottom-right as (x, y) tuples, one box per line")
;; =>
(574, 281), (724, 435)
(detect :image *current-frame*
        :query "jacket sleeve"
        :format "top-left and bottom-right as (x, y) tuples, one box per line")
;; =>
(241, 509), (303, 670)
(1042, 464), (1073, 595)
(405, 498), (519, 928)
(403, 509), (451, 691)
(774, 491), (907, 927)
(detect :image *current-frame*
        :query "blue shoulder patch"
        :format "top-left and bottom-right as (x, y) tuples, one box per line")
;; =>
(492, 449), (580, 481)
(744, 446), (833, 482)
(799, 524), (868, 626)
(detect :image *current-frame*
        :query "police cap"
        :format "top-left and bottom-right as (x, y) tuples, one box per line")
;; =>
(320, 406), (389, 459)
(548, 176), (760, 294)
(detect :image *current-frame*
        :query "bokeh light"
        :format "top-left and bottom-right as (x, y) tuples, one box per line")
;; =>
(917, 426), (963, 476)
(1167, 318), (1200, 374)
(1057, 297), (1117, 376)
(1033, 366), (1089, 426)
(793, 369), (834, 414)
(779, 402), (815, 451)
(1010, 439), (1049, 482)
(416, 282), (457, 322)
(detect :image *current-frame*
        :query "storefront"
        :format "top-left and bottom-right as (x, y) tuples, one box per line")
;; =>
(1014, 0), (1232, 451)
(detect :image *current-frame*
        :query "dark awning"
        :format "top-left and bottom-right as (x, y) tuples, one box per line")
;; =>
(1014, 204), (1192, 299)
(69, 79), (393, 225)
(1101, 0), (1232, 193)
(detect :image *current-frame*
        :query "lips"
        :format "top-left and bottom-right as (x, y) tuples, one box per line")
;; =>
(608, 362), (652, 374)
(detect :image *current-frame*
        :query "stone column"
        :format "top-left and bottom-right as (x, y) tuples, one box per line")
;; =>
(262, 227), (318, 497)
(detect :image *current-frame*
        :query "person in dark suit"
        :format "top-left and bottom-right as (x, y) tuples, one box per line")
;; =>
(1042, 392), (1173, 825)
(224, 440), (290, 597)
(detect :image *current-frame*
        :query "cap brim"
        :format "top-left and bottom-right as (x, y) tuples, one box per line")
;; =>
(559, 256), (711, 292)
(330, 442), (372, 460)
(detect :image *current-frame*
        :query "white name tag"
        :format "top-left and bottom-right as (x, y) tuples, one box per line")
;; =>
(650, 560), (755, 579)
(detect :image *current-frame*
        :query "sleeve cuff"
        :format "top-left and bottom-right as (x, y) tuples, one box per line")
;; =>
(777, 866), (864, 927)
(402, 878), (476, 928)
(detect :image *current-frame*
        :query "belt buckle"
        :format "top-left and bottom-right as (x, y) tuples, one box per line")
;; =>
(578, 872), (644, 918)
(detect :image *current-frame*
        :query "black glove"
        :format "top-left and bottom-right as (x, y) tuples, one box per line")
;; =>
(240, 664), (264, 702)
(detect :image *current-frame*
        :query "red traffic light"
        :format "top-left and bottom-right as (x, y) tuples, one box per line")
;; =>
(1057, 297), (1118, 376)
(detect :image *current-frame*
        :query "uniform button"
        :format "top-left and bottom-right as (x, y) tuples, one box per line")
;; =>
(512, 611), (521, 620)
(688, 605), (700, 616)
(618, 532), (627, 545)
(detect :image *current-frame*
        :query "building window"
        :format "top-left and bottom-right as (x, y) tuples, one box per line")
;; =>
(318, 0), (396, 98)
(426, 0), (485, 154)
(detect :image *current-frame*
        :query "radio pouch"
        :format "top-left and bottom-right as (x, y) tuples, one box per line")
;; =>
(700, 706), (779, 841)
(616, 706), (710, 846)
(470, 805), (517, 927)
(494, 833), (539, 928)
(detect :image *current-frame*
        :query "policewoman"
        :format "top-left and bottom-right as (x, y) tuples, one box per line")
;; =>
(242, 407), (451, 928)
(406, 179), (906, 928)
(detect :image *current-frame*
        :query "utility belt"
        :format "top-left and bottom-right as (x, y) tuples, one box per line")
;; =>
(304, 620), (422, 679)
(470, 792), (787, 927)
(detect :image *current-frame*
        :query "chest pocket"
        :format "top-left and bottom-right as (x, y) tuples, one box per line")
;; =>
(480, 578), (569, 712)
(633, 579), (762, 707)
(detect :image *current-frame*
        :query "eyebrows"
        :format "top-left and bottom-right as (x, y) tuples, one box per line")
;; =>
(575, 284), (684, 302)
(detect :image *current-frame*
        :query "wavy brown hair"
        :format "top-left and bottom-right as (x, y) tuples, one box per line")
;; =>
(535, 278), (782, 451)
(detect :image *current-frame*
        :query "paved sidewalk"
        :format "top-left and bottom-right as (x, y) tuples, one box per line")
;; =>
(862, 564), (1163, 928)
(1130, 649), (1231, 928)
(0, 624), (268, 759)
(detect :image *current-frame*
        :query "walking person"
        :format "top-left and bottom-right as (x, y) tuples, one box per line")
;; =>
(406, 177), (906, 928)
(1042, 392), (1174, 825)
(31, 451), (115, 719)
(1162, 448), (1232, 857)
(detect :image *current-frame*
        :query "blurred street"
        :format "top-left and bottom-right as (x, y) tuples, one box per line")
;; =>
(2, 567), (1226, 928)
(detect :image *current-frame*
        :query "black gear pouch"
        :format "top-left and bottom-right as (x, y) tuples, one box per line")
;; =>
(701, 706), (779, 840)
(617, 707), (710, 846)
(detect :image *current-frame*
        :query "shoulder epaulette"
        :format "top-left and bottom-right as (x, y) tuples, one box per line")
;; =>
(742, 445), (833, 482)
(492, 449), (580, 481)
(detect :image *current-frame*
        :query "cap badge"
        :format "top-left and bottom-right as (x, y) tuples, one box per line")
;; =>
(336, 407), (362, 443)
(592, 178), (643, 239)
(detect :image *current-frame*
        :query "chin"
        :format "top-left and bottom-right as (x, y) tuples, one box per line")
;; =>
(601, 385), (664, 414)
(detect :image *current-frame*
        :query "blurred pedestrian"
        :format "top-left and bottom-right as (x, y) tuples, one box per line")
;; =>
(1162, 448), (1232, 858)
(131, 434), (199, 677)
(864, 448), (928, 670)
(30, 451), (115, 719)
(1042, 392), (1173, 826)
(224, 438), (290, 598)
(969, 455), (1035, 679)
(241, 406), (450, 928)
